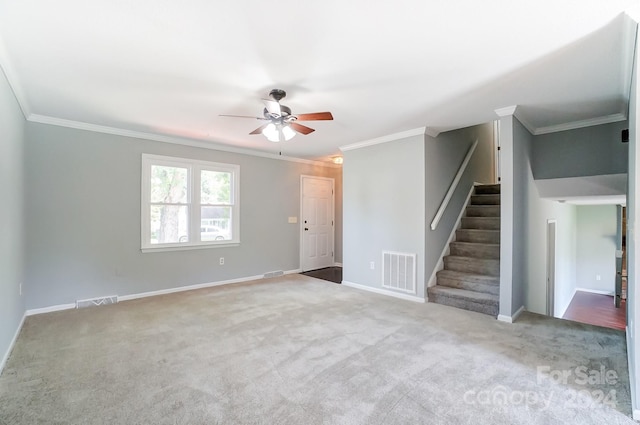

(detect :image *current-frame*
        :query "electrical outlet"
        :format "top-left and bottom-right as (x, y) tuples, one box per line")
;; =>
(596, 274), (601, 281)
(219, 257), (225, 265)
(370, 261), (375, 270)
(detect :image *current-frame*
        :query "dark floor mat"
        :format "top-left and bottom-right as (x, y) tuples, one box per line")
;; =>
(301, 267), (342, 284)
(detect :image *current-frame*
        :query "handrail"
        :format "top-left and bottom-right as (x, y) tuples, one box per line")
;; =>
(430, 139), (478, 230)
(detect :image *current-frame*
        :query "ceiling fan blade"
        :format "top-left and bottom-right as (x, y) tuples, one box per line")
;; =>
(249, 123), (270, 135)
(219, 114), (268, 120)
(262, 99), (282, 116)
(295, 112), (334, 121)
(290, 122), (315, 135)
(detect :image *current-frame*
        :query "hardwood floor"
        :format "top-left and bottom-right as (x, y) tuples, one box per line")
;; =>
(563, 290), (626, 331)
(300, 266), (342, 284)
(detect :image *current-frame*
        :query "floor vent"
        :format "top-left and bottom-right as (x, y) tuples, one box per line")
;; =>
(264, 270), (284, 279)
(76, 295), (118, 309)
(382, 251), (417, 294)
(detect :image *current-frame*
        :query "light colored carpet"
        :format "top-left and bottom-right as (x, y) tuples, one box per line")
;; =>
(0, 274), (634, 424)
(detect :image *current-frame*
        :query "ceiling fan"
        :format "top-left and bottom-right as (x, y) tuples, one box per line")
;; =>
(220, 89), (334, 142)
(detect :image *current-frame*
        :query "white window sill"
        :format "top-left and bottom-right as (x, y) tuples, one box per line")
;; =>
(141, 242), (240, 253)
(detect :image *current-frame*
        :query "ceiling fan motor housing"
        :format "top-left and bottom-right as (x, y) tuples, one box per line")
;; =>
(263, 105), (292, 120)
(269, 89), (287, 102)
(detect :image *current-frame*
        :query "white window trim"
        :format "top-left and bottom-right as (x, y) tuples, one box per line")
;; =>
(141, 154), (240, 252)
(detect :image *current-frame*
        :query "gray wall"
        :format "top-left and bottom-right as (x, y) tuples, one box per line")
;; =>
(24, 122), (342, 309)
(425, 123), (494, 286)
(342, 135), (425, 297)
(532, 120), (628, 179)
(576, 205), (617, 294)
(517, 117), (578, 316)
(501, 115), (577, 318)
(0, 66), (25, 368)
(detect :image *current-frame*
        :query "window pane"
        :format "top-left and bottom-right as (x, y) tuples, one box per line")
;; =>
(151, 165), (188, 203)
(150, 205), (189, 244)
(201, 170), (231, 204)
(201, 207), (231, 241)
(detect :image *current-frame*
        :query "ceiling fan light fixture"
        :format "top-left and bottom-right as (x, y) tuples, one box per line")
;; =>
(262, 123), (296, 142)
(262, 123), (279, 142)
(282, 125), (296, 141)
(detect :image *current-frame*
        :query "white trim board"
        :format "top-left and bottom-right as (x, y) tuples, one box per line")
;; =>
(0, 312), (26, 376)
(342, 280), (425, 303)
(25, 269), (303, 315)
(497, 305), (525, 323)
(339, 127), (426, 152)
(574, 287), (615, 296)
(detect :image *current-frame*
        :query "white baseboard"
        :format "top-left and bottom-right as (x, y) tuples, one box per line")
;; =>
(26, 269), (302, 314)
(120, 268), (301, 302)
(1, 311), (26, 375)
(342, 280), (425, 303)
(575, 287), (614, 296)
(26, 303), (76, 316)
(497, 305), (525, 323)
(427, 184), (476, 288)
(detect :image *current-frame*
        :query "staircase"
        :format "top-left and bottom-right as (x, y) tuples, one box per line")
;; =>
(427, 184), (500, 316)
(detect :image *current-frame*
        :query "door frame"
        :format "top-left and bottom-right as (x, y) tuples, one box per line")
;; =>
(547, 220), (557, 317)
(300, 175), (335, 272)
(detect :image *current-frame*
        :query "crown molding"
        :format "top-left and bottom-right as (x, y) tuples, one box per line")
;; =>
(424, 127), (441, 138)
(494, 105), (518, 117)
(513, 111), (537, 135)
(339, 127), (426, 152)
(0, 33), (31, 119)
(534, 113), (627, 135)
(27, 114), (339, 168)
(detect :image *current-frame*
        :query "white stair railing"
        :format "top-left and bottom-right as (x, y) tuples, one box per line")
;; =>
(430, 139), (478, 230)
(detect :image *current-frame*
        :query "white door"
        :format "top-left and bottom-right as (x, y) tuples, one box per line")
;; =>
(301, 176), (334, 271)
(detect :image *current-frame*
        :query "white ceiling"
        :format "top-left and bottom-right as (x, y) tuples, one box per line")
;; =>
(0, 0), (638, 162)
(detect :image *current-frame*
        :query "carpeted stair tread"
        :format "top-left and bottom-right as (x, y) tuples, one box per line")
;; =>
(449, 241), (500, 259)
(437, 269), (499, 285)
(456, 229), (500, 244)
(461, 216), (500, 230)
(436, 270), (500, 295)
(427, 286), (499, 315)
(444, 255), (500, 276)
(428, 286), (498, 304)
(470, 194), (500, 205)
(474, 184), (501, 195)
(466, 205), (500, 217)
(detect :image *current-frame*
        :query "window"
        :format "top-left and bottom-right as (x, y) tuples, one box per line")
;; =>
(141, 154), (239, 251)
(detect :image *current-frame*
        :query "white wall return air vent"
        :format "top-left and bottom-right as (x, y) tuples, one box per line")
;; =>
(382, 251), (417, 294)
